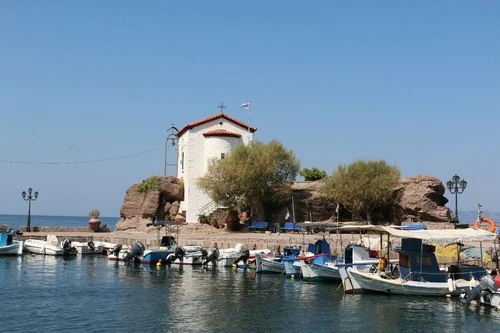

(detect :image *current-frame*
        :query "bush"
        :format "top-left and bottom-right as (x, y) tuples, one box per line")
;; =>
(138, 176), (162, 193)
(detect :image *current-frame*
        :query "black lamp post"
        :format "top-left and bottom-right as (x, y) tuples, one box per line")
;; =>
(446, 175), (467, 229)
(22, 188), (38, 232)
(164, 125), (179, 176)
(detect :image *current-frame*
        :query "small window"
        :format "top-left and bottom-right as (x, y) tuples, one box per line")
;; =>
(221, 153), (225, 159)
(181, 152), (185, 170)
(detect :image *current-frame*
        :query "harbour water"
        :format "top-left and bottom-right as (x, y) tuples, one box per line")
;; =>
(2, 255), (500, 333)
(2, 215), (500, 332)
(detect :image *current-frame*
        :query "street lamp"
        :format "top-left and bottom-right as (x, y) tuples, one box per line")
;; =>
(446, 174), (467, 228)
(22, 188), (38, 232)
(164, 125), (179, 176)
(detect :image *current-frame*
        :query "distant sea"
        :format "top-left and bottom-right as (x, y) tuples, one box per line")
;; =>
(0, 214), (120, 231)
(459, 211), (500, 224)
(1, 212), (498, 232)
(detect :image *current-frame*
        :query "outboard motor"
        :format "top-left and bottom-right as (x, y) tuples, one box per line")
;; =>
(61, 239), (71, 249)
(124, 241), (146, 262)
(203, 248), (220, 267)
(166, 247), (186, 265)
(233, 249), (250, 266)
(462, 274), (498, 303)
(61, 239), (75, 255)
(110, 244), (123, 257)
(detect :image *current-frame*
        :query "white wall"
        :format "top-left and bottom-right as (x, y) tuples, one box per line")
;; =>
(178, 116), (253, 222)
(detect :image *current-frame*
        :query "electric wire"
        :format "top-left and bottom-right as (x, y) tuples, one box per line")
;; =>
(0, 146), (164, 165)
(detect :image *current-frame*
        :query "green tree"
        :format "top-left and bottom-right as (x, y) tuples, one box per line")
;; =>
(321, 160), (400, 223)
(197, 140), (300, 221)
(300, 167), (327, 181)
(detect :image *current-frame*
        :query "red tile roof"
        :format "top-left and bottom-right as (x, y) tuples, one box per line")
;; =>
(203, 129), (242, 138)
(177, 112), (257, 137)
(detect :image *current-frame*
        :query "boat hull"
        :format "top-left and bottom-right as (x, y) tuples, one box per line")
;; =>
(0, 241), (23, 255)
(348, 269), (460, 296)
(24, 239), (77, 256)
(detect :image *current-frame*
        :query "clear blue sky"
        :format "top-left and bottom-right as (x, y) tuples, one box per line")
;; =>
(1, 2), (499, 218)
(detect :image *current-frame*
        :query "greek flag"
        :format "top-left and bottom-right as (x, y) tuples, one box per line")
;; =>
(240, 102), (251, 110)
(285, 208), (290, 220)
(335, 203), (340, 214)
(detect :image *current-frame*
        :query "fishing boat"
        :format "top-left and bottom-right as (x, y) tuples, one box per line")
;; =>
(340, 226), (496, 296)
(0, 226), (23, 255)
(301, 235), (379, 282)
(255, 242), (326, 276)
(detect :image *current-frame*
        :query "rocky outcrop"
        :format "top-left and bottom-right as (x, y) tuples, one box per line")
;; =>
(115, 176), (184, 232)
(393, 175), (450, 222)
(114, 174), (451, 232)
(286, 181), (334, 222)
(290, 175), (450, 224)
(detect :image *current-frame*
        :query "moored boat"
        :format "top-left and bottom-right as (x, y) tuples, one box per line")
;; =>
(24, 234), (77, 256)
(0, 226), (23, 255)
(72, 240), (104, 255)
(340, 226), (496, 296)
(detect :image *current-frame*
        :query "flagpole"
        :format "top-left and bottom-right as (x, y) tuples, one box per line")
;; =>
(248, 100), (251, 128)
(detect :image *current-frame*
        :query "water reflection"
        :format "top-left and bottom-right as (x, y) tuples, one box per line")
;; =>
(2, 256), (500, 332)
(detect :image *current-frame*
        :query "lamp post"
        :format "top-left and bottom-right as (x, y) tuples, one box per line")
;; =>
(164, 125), (179, 176)
(446, 174), (467, 229)
(22, 188), (38, 232)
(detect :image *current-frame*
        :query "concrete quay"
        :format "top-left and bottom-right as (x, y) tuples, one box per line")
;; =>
(17, 223), (356, 254)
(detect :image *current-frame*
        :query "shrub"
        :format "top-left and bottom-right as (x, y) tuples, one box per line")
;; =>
(138, 176), (162, 193)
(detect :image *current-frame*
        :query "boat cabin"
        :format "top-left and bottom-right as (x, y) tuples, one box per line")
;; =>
(396, 238), (487, 282)
(160, 236), (177, 249)
(0, 231), (14, 247)
(396, 238), (445, 282)
(307, 238), (332, 265)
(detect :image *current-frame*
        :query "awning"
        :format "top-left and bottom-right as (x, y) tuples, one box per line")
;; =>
(376, 226), (497, 244)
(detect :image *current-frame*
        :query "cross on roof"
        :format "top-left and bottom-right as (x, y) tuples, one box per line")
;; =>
(218, 102), (226, 113)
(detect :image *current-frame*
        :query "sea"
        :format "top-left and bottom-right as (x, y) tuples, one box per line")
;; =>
(2, 214), (500, 333)
(0, 214), (120, 231)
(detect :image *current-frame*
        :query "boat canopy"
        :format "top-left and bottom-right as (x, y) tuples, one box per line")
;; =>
(332, 225), (496, 243)
(376, 226), (497, 244)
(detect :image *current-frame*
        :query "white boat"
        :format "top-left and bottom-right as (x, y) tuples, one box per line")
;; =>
(24, 234), (78, 256)
(255, 246), (318, 275)
(166, 245), (205, 265)
(340, 226), (496, 296)
(72, 241), (104, 255)
(255, 252), (286, 274)
(232, 248), (273, 268)
(92, 241), (119, 255)
(204, 243), (244, 267)
(0, 227), (23, 255)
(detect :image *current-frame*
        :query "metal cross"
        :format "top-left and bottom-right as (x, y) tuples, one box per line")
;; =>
(218, 102), (226, 113)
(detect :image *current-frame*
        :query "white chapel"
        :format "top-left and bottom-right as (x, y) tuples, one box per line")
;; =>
(176, 110), (257, 222)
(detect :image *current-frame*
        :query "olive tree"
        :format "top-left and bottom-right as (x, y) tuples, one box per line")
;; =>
(197, 140), (300, 221)
(321, 160), (400, 223)
(299, 167), (327, 181)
